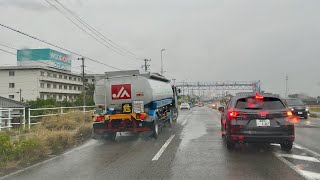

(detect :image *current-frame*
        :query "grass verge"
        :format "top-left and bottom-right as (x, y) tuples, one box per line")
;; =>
(0, 111), (92, 171)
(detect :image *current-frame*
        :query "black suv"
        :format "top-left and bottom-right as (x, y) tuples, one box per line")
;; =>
(284, 98), (309, 119)
(220, 94), (296, 152)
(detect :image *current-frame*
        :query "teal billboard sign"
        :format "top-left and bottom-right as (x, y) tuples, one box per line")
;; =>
(17, 49), (71, 71)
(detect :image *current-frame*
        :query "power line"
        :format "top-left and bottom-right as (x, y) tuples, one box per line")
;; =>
(0, 23), (122, 70)
(0, 42), (16, 50)
(0, 48), (16, 55)
(53, 0), (146, 60)
(45, 0), (144, 61)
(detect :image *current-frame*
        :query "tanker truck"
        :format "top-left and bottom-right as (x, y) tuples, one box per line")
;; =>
(92, 70), (180, 140)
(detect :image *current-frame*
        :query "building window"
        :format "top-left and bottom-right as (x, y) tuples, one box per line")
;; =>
(9, 83), (15, 88)
(69, 95), (73, 100)
(47, 94), (51, 99)
(64, 75), (67, 79)
(40, 71), (45, 76)
(69, 86), (72, 90)
(74, 77), (77, 81)
(40, 83), (44, 88)
(53, 74), (57, 78)
(78, 78), (81, 81)
(69, 76), (72, 80)
(85, 79), (88, 82)
(59, 85), (62, 89)
(78, 87), (81, 91)
(47, 84), (51, 88)
(9, 71), (15, 76)
(9, 95), (14, 99)
(47, 72), (51, 77)
(53, 84), (57, 89)
(64, 85), (67, 89)
(53, 95), (57, 99)
(59, 74), (62, 79)
(59, 95), (62, 100)
(40, 94), (44, 99)
(74, 86), (76, 90)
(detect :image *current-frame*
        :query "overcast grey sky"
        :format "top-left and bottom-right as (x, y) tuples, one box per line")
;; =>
(0, 0), (320, 96)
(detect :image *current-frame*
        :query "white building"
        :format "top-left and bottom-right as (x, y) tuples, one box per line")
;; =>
(0, 66), (84, 101)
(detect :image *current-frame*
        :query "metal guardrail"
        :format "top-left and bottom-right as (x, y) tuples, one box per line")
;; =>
(0, 108), (26, 131)
(27, 106), (95, 129)
(0, 106), (95, 130)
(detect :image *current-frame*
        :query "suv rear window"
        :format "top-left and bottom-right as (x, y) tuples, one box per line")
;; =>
(235, 97), (285, 110)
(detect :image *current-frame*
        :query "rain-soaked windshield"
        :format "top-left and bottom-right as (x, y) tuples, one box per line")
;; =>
(0, 1), (319, 180)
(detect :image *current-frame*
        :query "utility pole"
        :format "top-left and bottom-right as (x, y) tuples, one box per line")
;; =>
(160, 49), (165, 75)
(78, 57), (86, 109)
(141, 59), (151, 72)
(172, 78), (176, 85)
(19, 88), (21, 102)
(285, 74), (288, 98)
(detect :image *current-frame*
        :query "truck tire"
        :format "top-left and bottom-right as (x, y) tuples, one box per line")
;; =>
(168, 111), (173, 128)
(171, 108), (178, 122)
(107, 132), (117, 141)
(152, 119), (159, 139)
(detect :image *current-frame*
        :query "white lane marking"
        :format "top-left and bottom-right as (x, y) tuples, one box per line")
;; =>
(300, 170), (320, 179)
(277, 154), (320, 163)
(181, 114), (192, 125)
(293, 144), (305, 150)
(273, 152), (310, 180)
(294, 143), (320, 158)
(0, 140), (99, 180)
(152, 135), (175, 161)
(181, 119), (188, 126)
(271, 143), (305, 150)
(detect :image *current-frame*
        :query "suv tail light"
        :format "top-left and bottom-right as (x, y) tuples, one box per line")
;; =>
(227, 110), (240, 120)
(255, 93), (264, 100)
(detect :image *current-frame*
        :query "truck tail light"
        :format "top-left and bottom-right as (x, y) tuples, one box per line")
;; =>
(96, 116), (103, 121)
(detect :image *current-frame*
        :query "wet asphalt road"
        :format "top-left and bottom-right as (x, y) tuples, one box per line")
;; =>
(2, 107), (320, 180)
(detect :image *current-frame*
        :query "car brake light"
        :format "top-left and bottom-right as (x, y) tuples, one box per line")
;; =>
(287, 111), (293, 116)
(228, 111), (239, 120)
(255, 93), (264, 100)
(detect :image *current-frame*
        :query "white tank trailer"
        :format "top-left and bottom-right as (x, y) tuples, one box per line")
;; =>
(92, 70), (179, 140)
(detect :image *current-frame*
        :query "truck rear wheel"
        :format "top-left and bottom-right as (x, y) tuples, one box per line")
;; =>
(168, 113), (173, 128)
(152, 119), (159, 139)
(107, 132), (116, 141)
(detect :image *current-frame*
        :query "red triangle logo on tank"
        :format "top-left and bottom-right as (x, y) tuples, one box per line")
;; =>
(111, 84), (131, 100)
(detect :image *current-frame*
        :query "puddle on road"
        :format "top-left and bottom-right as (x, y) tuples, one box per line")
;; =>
(178, 113), (207, 149)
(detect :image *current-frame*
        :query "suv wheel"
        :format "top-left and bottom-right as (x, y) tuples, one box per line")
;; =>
(281, 141), (293, 152)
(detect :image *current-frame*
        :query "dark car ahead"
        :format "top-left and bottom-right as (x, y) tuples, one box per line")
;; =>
(220, 94), (296, 152)
(284, 98), (309, 119)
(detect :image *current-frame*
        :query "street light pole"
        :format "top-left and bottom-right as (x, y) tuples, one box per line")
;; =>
(160, 49), (165, 76)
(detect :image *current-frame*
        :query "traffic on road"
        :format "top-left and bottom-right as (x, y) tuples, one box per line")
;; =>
(1, 1), (320, 180)
(2, 106), (320, 180)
